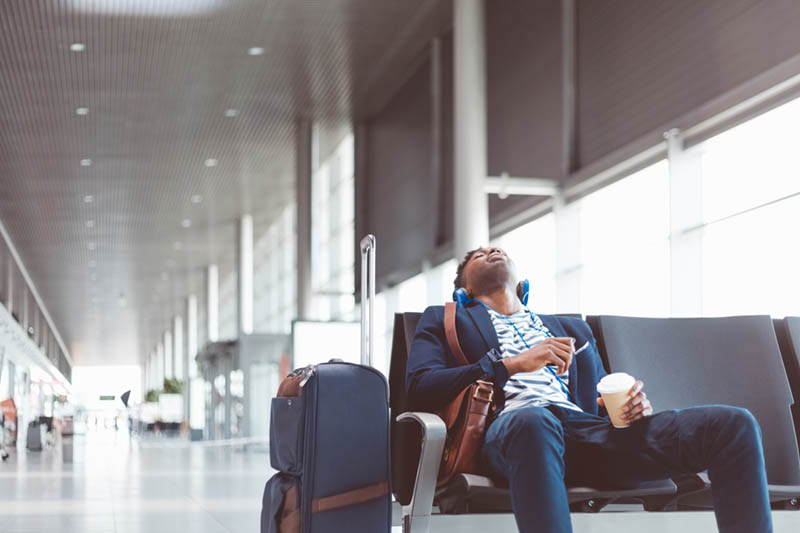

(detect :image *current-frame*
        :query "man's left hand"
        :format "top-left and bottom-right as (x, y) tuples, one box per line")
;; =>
(596, 379), (653, 424)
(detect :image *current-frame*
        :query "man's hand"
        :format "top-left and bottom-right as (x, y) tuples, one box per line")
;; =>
(597, 379), (653, 424)
(502, 337), (575, 376)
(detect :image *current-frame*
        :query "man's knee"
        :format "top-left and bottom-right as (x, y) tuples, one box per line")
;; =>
(703, 405), (762, 448)
(492, 406), (564, 452)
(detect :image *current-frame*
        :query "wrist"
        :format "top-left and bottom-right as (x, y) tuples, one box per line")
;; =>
(501, 356), (518, 376)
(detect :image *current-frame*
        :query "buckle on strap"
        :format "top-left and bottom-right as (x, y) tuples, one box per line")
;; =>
(473, 380), (494, 403)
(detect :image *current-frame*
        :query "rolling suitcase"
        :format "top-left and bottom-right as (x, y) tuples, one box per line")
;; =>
(261, 235), (391, 533)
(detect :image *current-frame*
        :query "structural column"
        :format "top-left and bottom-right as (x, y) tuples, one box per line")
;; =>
(207, 264), (219, 342)
(453, 0), (489, 257)
(156, 341), (164, 388)
(5, 259), (13, 315)
(173, 316), (184, 381)
(186, 295), (199, 428)
(163, 330), (173, 379)
(237, 215), (254, 335)
(666, 129), (704, 316)
(554, 195), (582, 312)
(296, 119), (313, 319)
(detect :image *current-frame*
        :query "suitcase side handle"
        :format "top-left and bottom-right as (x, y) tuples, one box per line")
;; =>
(360, 234), (376, 367)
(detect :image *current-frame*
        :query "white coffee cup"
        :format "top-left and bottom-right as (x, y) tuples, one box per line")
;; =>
(596, 372), (636, 428)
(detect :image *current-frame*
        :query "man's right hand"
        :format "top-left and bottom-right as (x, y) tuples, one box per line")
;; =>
(501, 338), (575, 376)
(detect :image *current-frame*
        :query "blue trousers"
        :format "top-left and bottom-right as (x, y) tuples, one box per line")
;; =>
(482, 404), (773, 533)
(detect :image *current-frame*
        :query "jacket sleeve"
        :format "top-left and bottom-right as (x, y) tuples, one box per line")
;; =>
(406, 306), (509, 412)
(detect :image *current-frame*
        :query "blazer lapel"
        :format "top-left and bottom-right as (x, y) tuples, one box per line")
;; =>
(465, 303), (500, 352)
(539, 314), (578, 399)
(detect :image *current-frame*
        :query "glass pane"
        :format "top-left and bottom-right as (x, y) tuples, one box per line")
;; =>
(702, 194), (800, 318)
(700, 97), (800, 223)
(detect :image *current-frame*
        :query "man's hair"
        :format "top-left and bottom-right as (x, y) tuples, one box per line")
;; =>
(453, 247), (482, 289)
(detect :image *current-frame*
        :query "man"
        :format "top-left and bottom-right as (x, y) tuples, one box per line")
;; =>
(407, 246), (772, 533)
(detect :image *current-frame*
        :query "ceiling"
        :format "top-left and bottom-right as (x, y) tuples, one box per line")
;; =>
(0, 0), (451, 366)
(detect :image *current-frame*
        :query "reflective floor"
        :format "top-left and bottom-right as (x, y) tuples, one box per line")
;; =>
(0, 431), (268, 533)
(2, 431), (799, 532)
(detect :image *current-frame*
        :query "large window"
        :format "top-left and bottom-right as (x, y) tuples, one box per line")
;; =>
(577, 161), (671, 317)
(694, 97), (800, 317)
(254, 204), (297, 334)
(311, 133), (355, 321)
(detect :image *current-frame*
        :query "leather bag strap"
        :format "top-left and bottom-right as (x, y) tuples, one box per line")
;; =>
(279, 486), (301, 533)
(444, 302), (470, 367)
(312, 481), (389, 513)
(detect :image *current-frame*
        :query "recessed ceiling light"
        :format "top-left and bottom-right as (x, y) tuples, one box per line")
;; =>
(173, 241), (183, 251)
(88, 260), (97, 268)
(86, 220), (95, 228)
(223, 108), (239, 118)
(83, 195), (94, 203)
(247, 46), (264, 56)
(75, 107), (89, 116)
(87, 241), (96, 250)
(191, 194), (203, 204)
(70, 43), (86, 52)
(80, 158), (92, 166)
(204, 158), (218, 167)
(181, 219), (192, 228)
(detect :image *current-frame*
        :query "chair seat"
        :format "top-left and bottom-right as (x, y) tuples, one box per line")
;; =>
(435, 473), (678, 514)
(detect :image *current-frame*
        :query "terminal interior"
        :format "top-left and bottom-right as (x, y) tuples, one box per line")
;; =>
(1, 1), (800, 532)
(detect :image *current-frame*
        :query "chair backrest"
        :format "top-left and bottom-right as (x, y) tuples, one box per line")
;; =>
(774, 317), (800, 454)
(388, 312), (423, 505)
(589, 315), (800, 486)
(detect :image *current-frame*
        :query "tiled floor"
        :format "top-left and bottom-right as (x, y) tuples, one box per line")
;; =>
(2, 431), (799, 532)
(0, 430), (269, 532)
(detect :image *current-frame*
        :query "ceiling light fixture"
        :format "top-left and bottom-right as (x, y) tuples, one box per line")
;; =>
(86, 220), (95, 228)
(181, 219), (192, 228)
(204, 158), (218, 167)
(247, 46), (264, 56)
(70, 43), (86, 52)
(75, 107), (89, 115)
(80, 158), (92, 166)
(223, 108), (239, 118)
(83, 195), (94, 203)
(191, 194), (203, 204)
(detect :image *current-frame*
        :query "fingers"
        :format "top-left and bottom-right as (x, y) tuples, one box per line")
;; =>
(596, 397), (605, 407)
(628, 379), (644, 397)
(544, 351), (567, 375)
(621, 392), (652, 423)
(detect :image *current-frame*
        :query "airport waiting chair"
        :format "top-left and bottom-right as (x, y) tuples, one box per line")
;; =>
(588, 315), (800, 509)
(774, 317), (800, 455)
(389, 312), (678, 532)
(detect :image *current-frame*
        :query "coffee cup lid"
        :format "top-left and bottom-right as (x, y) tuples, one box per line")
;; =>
(596, 372), (636, 394)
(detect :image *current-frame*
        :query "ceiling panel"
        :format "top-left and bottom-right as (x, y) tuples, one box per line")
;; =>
(0, 0), (450, 365)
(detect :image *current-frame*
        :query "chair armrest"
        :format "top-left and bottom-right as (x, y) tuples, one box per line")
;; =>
(397, 412), (446, 533)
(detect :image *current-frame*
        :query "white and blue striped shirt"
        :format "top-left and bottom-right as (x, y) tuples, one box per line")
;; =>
(486, 307), (582, 415)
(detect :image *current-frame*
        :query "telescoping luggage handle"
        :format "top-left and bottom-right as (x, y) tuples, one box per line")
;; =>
(360, 234), (376, 367)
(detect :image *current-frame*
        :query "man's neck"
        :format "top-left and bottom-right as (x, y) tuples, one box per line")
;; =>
(475, 286), (522, 316)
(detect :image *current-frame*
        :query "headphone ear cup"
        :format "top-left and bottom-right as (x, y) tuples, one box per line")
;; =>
(516, 279), (530, 306)
(452, 288), (470, 307)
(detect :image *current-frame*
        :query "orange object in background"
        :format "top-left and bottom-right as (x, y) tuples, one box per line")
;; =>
(1, 398), (17, 445)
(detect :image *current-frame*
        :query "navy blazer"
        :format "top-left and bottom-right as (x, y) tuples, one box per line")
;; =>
(406, 302), (608, 417)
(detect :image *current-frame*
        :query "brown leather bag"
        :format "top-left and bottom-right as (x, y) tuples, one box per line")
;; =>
(436, 302), (495, 487)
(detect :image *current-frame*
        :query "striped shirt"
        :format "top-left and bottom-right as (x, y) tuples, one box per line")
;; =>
(486, 307), (582, 415)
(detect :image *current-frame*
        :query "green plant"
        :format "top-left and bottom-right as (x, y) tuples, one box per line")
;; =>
(162, 377), (183, 394)
(144, 389), (159, 403)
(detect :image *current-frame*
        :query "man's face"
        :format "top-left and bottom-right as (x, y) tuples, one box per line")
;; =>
(462, 246), (517, 294)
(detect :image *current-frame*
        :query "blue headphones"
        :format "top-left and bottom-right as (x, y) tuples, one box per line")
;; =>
(453, 279), (530, 307)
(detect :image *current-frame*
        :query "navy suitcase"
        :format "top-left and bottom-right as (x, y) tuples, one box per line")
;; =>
(262, 235), (391, 533)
